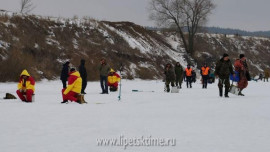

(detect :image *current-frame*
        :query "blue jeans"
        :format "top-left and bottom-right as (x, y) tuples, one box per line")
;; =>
(100, 75), (108, 93)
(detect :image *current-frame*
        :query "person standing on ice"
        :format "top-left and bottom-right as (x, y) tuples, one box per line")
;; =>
(16, 69), (35, 102)
(200, 63), (210, 89)
(98, 59), (110, 94)
(164, 63), (176, 92)
(259, 73), (263, 81)
(264, 69), (269, 82)
(185, 65), (193, 88)
(60, 61), (70, 88)
(61, 68), (83, 104)
(107, 68), (121, 92)
(234, 54), (249, 96)
(79, 59), (87, 94)
(174, 62), (183, 89)
(215, 53), (234, 98)
(192, 69), (197, 83)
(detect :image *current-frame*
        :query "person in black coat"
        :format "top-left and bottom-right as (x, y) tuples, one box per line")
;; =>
(60, 61), (70, 88)
(79, 59), (87, 94)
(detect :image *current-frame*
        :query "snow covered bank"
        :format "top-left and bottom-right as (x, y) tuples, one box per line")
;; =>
(0, 80), (270, 152)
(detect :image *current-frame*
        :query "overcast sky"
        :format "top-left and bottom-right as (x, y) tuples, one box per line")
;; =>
(0, 0), (269, 31)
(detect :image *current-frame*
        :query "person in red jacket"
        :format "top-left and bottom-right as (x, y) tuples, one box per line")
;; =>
(16, 69), (35, 102)
(234, 54), (249, 96)
(61, 68), (83, 104)
(107, 69), (121, 92)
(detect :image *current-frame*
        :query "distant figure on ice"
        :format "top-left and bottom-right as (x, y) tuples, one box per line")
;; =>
(174, 62), (183, 89)
(192, 69), (196, 83)
(234, 54), (249, 96)
(200, 63), (210, 89)
(185, 65), (193, 88)
(208, 71), (215, 83)
(108, 69), (121, 92)
(60, 61), (70, 88)
(164, 63), (175, 92)
(16, 69), (35, 102)
(215, 53), (234, 98)
(259, 73), (263, 81)
(98, 59), (110, 94)
(79, 59), (87, 94)
(61, 68), (83, 104)
(264, 69), (269, 82)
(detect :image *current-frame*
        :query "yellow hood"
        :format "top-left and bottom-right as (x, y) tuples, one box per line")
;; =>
(70, 71), (81, 77)
(110, 69), (115, 73)
(20, 70), (30, 77)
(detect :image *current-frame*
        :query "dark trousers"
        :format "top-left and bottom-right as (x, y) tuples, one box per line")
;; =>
(175, 76), (183, 88)
(81, 79), (87, 93)
(186, 76), (192, 88)
(165, 80), (175, 92)
(61, 79), (67, 88)
(100, 75), (108, 93)
(218, 78), (230, 96)
(202, 75), (208, 88)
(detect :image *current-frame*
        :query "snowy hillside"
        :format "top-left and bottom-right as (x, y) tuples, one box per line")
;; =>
(0, 11), (187, 81)
(192, 33), (270, 74)
(0, 80), (270, 152)
(0, 11), (270, 82)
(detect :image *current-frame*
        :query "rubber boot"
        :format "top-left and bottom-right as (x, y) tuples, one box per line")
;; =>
(225, 88), (229, 98)
(219, 87), (223, 97)
(61, 100), (68, 104)
(238, 89), (245, 96)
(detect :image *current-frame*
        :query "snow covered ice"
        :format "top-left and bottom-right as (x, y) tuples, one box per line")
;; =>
(0, 80), (270, 152)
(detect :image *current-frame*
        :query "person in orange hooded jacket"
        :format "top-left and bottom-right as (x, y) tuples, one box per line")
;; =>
(61, 68), (82, 104)
(185, 65), (193, 88)
(16, 69), (35, 102)
(200, 63), (210, 89)
(107, 69), (120, 92)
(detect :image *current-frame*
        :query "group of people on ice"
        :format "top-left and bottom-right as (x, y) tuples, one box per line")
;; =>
(164, 53), (256, 98)
(16, 58), (121, 104)
(15, 53), (268, 103)
(164, 62), (197, 92)
(164, 62), (212, 92)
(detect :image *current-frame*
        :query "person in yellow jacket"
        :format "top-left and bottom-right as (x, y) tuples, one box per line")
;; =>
(16, 69), (35, 102)
(107, 69), (120, 92)
(61, 68), (82, 104)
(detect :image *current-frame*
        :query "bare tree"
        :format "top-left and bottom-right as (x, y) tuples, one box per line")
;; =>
(20, 0), (35, 14)
(149, 0), (215, 55)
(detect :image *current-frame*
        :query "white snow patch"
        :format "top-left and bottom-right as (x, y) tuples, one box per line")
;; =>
(73, 38), (79, 49)
(0, 40), (9, 49)
(129, 63), (137, 77)
(98, 28), (114, 44)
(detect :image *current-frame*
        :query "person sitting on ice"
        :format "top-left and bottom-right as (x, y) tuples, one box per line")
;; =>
(61, 68), (83, 104)
(107, 69), (121, 92)
(16, 69), (35, 102)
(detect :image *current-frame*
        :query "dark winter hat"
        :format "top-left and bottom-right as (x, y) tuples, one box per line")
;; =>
(64, 61), (70, 66)
(223, 53), (229, 58)
(239, 54), (245, 59)
(70, 68), (76, 72)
